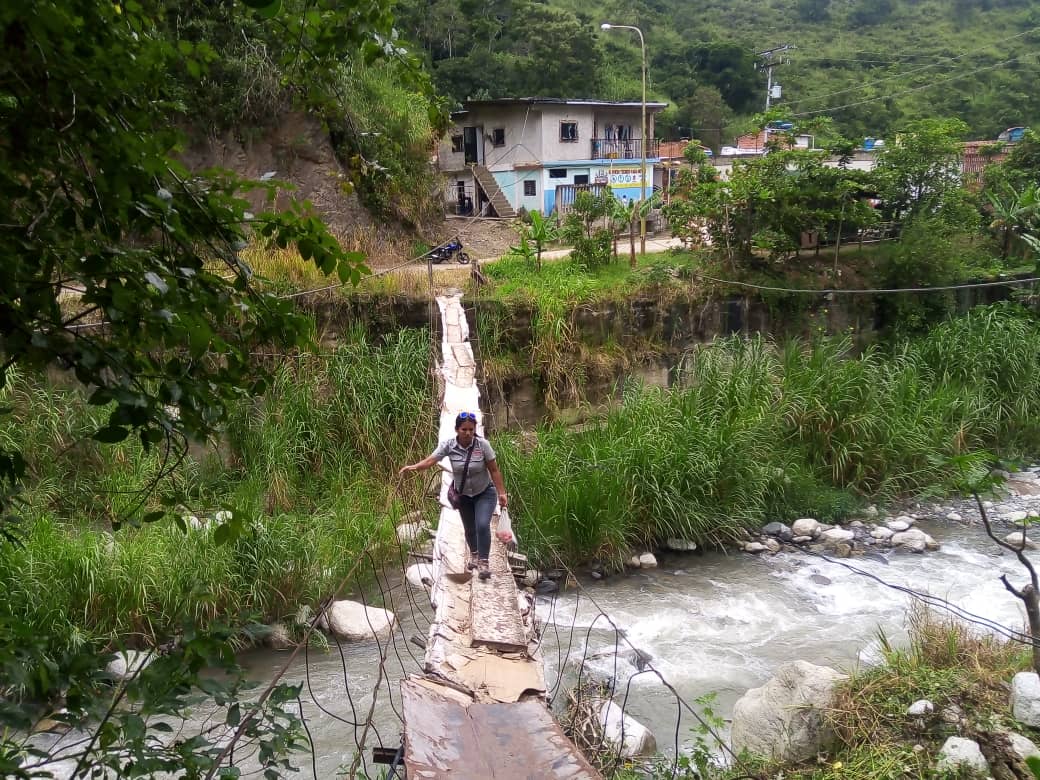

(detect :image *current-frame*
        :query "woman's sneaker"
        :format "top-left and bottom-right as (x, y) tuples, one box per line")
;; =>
(478, 559), (491, 580)
(466, 551), (479, 571)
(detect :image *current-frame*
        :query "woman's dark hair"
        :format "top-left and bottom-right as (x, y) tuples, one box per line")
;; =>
(454, 411), (478, 430)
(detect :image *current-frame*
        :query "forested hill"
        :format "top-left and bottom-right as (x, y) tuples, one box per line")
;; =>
(392, 0), (1040, 145)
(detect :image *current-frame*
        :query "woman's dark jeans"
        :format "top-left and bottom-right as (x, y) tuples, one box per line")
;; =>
(458, 485), (498, 560)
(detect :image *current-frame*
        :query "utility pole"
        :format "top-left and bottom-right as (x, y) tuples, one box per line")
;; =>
(756, 45), (793, 110)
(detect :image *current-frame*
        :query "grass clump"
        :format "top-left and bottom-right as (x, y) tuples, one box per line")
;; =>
(501, 303), (1040, 567)
(0, 327), (434, 648)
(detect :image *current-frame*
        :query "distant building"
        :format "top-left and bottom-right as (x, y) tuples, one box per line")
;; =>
(436, 98), (667, 217)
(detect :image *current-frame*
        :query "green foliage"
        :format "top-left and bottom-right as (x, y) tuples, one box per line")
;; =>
(873, 118), (971, 221)
(0, 0), (379, 537)
(512, 210), (560, 270)
(561, 191), (617, 270)
(0, 328), (430, 642)
(396, 0), (603, 101)
(499, 305), (1040, 566)
(396, 0), (1040, 139)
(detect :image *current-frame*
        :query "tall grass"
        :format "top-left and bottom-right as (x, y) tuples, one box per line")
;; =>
(501, 304), (1040, 567)
(0, 327), (433, 647)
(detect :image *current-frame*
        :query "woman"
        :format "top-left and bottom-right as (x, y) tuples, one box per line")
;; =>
(399, 411), (508, 580)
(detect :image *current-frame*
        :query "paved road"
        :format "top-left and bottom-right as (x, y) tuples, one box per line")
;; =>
(413, 235), (683, 274)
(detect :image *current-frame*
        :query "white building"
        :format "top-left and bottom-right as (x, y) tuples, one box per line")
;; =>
(437, 98), (667, 218)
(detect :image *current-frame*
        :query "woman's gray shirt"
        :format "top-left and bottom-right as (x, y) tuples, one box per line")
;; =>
(431, 436), (497, 496)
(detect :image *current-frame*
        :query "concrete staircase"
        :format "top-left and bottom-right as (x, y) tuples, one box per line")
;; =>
(471, 164), (516, 219)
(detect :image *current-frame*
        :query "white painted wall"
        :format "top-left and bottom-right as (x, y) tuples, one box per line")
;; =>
(437, 106), (544, 173)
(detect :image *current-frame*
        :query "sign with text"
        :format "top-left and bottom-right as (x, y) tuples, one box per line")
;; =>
(607, 165), (644, 188)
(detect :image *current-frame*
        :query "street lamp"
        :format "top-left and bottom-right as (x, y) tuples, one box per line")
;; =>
(600, 22), (648, 256)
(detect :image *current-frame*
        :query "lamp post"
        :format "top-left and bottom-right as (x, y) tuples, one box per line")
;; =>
(601, 22), (647, 257)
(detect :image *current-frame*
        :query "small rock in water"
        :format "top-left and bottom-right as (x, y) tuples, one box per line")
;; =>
(946, 512), (962, 522)
(535, 579), (559, 595)
(809, 574), (831, 586)
(744, 542), (768, 554)
(638, 552), (658, 569)
(861, 552), (889, 565)
(886, 520), (911, 532)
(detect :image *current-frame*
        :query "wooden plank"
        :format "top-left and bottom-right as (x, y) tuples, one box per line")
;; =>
(402, 678), (602, 780)
(469, 521), (527, 653)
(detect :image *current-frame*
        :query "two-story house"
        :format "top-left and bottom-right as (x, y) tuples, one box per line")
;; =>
(437, 98), (667, 218)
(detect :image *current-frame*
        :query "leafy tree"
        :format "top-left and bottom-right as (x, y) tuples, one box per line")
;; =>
(872, 118), (970, 222)
(0, 0), (402, 774)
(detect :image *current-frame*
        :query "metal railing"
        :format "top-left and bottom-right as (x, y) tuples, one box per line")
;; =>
(590, 138), (660, 160)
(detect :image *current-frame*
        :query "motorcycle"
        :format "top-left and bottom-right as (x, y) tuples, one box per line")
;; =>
(429, 237), (470, 265)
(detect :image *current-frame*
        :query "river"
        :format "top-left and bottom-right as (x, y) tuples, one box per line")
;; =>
(230, 517), (1036, 776)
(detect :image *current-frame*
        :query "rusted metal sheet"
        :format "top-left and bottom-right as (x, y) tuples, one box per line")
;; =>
(402, 678), (602, 780)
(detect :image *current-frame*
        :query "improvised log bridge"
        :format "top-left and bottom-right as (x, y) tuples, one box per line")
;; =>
(399, 292), (600, 779)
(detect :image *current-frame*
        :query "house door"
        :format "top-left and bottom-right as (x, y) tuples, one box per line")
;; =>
(463, 126), (482, 165)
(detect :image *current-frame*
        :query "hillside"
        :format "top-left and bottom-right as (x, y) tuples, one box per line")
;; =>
(394, 0), (1040, 143)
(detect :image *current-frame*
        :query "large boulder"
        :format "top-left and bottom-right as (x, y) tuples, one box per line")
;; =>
(730, 661), (846, 762)
(405, 563), (435, 590)
(319, 600), (395, 641)
(1012, 672), (1040, 727)
(597, 699), (656, 757)
(890, 528), (939, 553)
(935, 737), (988, 775)
(791, 518), (821, 538)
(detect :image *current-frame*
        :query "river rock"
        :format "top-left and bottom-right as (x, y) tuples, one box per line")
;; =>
(627, 554), (642, 568)
(1007, 731), (1040, 761)
(396, 521), (429, 545)
(886, 519), (911, 532)
(792, 535), (813, 544)
(730, 660), (846, 762)
(1012, 672), (1040, 727)
(598, 699), (656, 757)
(792, 518), (821, 537)
(763, 538), (782, 553)
(906, 699), (934, 716)
(862, 505), (879, 520)
(1004, 531), (1038, 550)
(890, 529), (939, 553)
(665, 538), (698, 552)
(523, 569), (541, 587)
(832, 542), (852, 558)
(761, 522), (793, 541)
(406, 563), (434, 590)
(744, 542), (768, 554)
(820, 528), (854, 544)
(945, 511), (963, 522)
(104, 650), (152, 682)
(1004, 510), (1029, 524)
(638, 553), (658, 568)
(871, 527), (894, 540)
(319, 600), (395, 641)
(935, 737), (988, 775)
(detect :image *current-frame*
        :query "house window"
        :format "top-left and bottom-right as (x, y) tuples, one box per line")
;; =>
(549, 169), (567, 179)
(523, 180), (536, 196)
(491, 128), (505, 147)
(451, 134), (463, 153)
(560, 121), (578, 142)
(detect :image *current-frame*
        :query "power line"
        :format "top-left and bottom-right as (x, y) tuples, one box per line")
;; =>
(789, 26), (1040, 108)
(791, 51), (1039, 117)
